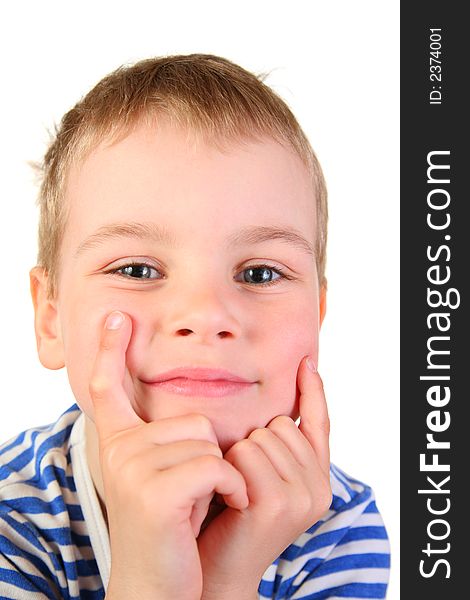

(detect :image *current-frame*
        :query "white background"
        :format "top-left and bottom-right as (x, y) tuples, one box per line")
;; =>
(0, 1), (399, 596)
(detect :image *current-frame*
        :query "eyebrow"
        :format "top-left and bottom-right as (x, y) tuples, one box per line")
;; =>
(74, 221), (315, 258)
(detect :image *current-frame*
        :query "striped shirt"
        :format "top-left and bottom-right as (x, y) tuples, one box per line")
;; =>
(0, 405), (390, 599)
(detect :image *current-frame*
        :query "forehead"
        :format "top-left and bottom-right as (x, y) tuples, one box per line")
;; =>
(64, 121), (316, 248)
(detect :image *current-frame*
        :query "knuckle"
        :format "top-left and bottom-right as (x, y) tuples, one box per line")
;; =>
(269, 415), (294, 431)
(202, 441), (223, 458)
(224, 438), (260, 465)
(274, 415), (294, 427)
(191, 414), (216, 439)
(186, 438), (221, 458)
(248, 427), (271, 443)
(89, 376), (111, 401)
(233, 438), (259, 456)
(198, 453), (222, 473)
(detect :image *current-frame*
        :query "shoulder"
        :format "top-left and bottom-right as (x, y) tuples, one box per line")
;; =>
(259, 463), (390, 599)
(0, 404), (81, 494)
(0, 405), (99, 597)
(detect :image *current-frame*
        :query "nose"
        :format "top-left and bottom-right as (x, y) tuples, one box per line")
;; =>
(161, 285), (242, 344)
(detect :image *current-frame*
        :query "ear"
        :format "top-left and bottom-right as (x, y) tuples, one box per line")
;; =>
(29, 267), (65, 370)
(319, 283), (327, 328)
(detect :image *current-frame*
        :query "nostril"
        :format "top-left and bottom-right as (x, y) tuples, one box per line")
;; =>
(176, 329), (231, 338)
(178, 329), (193, 336)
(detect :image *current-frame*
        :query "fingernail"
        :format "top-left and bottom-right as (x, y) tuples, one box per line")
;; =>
(306, 356), (317, 373)
(106, 311), (124, 330)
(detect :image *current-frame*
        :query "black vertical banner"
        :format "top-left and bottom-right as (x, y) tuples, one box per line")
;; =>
(401, 3), (466, 598)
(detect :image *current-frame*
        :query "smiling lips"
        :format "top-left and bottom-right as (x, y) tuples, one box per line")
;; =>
(141, 367), (257, 397)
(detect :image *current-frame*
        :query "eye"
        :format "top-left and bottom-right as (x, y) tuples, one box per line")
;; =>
(237, 264), (291, 287)
(104, 261), (292, 287)
(106, 261), (161, 280)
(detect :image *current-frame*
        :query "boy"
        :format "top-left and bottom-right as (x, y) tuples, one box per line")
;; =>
(0, 55), (390, 599)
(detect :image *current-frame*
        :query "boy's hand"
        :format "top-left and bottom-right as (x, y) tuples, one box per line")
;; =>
(89, 311), (248, 600)
(197, 357), (332, 600)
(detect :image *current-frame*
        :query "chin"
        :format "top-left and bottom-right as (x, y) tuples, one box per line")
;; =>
(214, 420), (264, 454)
(216, 430), (246, 455)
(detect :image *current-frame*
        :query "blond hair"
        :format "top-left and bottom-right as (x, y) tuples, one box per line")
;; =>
(35, 54), (328, 299)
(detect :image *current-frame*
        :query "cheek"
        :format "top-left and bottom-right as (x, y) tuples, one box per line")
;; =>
(266, 309), (319, 359)
(60, 292), (129, 417)
(260, 298), (319, 369)
(254, 300), (319, 421)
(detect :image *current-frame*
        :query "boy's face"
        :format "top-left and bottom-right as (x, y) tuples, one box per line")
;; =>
(38, 121), (325, 452)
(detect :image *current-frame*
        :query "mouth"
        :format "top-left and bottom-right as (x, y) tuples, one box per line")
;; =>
(141, 367), (257, 397)
(144, 378), (255, 397)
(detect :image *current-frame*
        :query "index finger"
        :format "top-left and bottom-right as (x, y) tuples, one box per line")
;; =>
(89, 311), (143, 440)
(297, 356), (330, 477)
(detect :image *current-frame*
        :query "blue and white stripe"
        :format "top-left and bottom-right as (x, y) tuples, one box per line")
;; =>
(1, 406), (390, 598)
